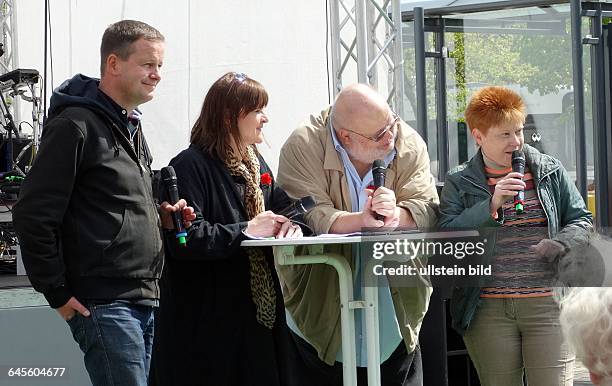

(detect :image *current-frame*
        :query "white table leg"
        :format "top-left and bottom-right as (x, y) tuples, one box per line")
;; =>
(275, 245), (358, 386)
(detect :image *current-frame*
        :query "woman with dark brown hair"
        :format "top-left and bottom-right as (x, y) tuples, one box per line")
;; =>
(154, 72), (302, 386)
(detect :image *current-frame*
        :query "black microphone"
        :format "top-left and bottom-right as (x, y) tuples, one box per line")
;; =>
(277, 196), (315, 219)
(511, 150), (526, 214)
(372, 159), (386, 221)
(160, 166), (187, 246)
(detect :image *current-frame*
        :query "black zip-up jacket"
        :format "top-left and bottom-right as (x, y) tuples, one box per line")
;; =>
(13, 74), (163, 308)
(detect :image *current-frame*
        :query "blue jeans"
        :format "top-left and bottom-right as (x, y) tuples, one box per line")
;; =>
(66, 302), (155, 386)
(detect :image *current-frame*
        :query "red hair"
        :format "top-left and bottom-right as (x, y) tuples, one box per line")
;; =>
(465, 86), (526, 134)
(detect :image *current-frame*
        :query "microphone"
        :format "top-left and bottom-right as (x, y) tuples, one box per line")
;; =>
(160, 166), (187, 246)
(372, 159), (386, 221)
(511, 150), (526, 214)
(277, 196), (315, 219)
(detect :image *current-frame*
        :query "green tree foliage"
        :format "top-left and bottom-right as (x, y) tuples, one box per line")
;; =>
(402, 16), (592, 122)
(446, 24), (574, 120)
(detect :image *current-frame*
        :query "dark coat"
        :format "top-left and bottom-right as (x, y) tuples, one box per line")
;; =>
(13, 74), (162, 308)
(153, 145), (298, 386)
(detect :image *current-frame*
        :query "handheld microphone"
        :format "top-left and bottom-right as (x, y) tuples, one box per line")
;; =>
(277, 196), (315, 219)
(372, 159), (386, 221)
(160, 166), (187, 246)
(511, 150), (526, 214)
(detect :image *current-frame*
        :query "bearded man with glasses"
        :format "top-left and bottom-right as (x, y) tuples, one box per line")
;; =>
(276, 84), (439, 386)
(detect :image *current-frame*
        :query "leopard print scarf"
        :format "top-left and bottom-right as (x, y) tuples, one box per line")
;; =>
(224, 145), (276, 329)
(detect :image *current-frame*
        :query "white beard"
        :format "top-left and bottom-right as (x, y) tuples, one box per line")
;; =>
(346, 138), (395, 165)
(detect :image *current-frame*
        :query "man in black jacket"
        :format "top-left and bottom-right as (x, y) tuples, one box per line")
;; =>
(13, 20), (194, 386)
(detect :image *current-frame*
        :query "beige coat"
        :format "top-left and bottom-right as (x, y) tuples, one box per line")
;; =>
(276, 108), (439, 365)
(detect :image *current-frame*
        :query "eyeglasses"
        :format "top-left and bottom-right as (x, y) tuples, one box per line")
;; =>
(234, 72), (247, 83)
(341, 112), (400, 142)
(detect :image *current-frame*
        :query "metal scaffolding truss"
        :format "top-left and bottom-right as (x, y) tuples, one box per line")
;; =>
(0, 0), (16, 75)
(0, 0), (19, 132)
(329, 0), (405, 117)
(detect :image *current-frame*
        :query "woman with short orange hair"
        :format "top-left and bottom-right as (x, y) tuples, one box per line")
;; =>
(438, 86), (592, 386)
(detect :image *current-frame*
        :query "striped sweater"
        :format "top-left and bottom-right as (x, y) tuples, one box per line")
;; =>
(480, 166), (554, 298)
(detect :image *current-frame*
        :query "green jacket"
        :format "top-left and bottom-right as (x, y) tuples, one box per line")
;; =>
(438, 144), (593, 335)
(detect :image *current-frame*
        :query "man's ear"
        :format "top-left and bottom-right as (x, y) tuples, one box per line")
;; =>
(104, 54), (120, 76)
(337, 128), (352, 147)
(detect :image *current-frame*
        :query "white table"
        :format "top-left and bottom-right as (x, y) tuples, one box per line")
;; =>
(242, 230), (478, 386)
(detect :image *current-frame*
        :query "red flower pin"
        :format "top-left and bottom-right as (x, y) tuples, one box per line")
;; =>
(260, 172), (272, 186)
